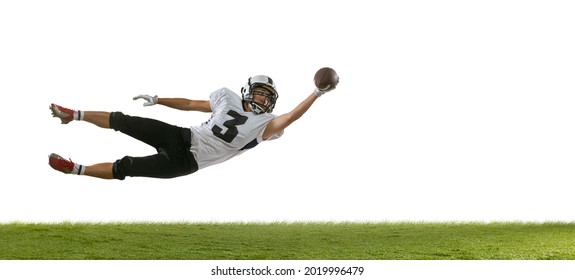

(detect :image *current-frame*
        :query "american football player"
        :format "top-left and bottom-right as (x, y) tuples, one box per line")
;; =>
(48, 75), (335, 180)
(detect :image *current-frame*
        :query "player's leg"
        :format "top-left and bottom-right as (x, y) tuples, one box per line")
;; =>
(50, 103), (111, 129)
(49, 151), (196, 180)
(111, 152), (195, 180)
(84, 163), (114, 179)
(83, 111), (111, 128)
(48, 125), (197, 180)
(109, 123), (198, 179)
(109, 111), (177, 148)
(50, 104), (170, 146)
(48, 153), (113, 179)
(48, 153), (184, 180)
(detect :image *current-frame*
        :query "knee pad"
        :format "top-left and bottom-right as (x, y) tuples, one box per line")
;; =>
(112, 156), (133, 180)
(109, 111), (126, 132)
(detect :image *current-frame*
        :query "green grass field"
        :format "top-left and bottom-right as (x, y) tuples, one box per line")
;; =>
(1, 222), (574, 260)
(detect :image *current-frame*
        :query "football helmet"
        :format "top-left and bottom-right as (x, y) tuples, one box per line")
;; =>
(241, 75), (279, 114)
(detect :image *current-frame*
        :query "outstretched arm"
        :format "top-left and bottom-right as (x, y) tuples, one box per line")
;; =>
(262, 92), (319, 140)
(263, 74), (338, 140)
(157, 98), (211, 112)
(133, 95), (211, 112)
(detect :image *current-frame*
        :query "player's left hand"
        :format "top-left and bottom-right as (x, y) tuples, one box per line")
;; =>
(314, 85), (334, 97)
(133, 95), (158, 106)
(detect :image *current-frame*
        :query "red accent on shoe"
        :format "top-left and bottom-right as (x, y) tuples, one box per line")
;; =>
(48, 153), (75, 174)
(50, 103), (75, 124)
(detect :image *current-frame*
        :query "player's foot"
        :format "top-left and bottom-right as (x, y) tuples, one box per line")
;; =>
(50, 103), (76, 124)
(48, 153), (76, 174)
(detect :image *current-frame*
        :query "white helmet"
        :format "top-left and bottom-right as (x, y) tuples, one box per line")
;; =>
(241, 75), (279, 114)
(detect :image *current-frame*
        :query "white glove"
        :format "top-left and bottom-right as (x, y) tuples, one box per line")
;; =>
(314, 84), (334, 97)
(133, 95), (158, 106)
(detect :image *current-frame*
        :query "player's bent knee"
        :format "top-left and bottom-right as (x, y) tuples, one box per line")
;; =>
(112, 156), (132, 180)
(109, 111), (126, 132)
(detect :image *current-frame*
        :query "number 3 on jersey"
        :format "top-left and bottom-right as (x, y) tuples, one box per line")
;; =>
(212, 110), (248, 143)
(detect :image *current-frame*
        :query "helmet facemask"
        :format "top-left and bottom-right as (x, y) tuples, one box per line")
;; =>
(241, 75), (279, 114)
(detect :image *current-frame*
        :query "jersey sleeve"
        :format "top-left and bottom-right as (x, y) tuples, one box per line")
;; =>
(209, 88), (226, 112)
(264, 129), (283, 141)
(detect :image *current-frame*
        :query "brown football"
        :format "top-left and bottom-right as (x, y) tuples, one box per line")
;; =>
(314, 67), (339, 90)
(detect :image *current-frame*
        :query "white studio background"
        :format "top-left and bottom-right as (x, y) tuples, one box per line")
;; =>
(1, 0), (574, 223)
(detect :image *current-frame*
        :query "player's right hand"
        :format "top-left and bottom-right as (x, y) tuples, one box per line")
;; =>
(133, 95), (158, 106)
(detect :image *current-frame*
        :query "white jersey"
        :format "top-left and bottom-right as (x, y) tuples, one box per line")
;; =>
(189, 87), (282, 170)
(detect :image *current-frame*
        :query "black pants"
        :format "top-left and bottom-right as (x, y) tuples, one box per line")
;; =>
(109, 112), (199, 180)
